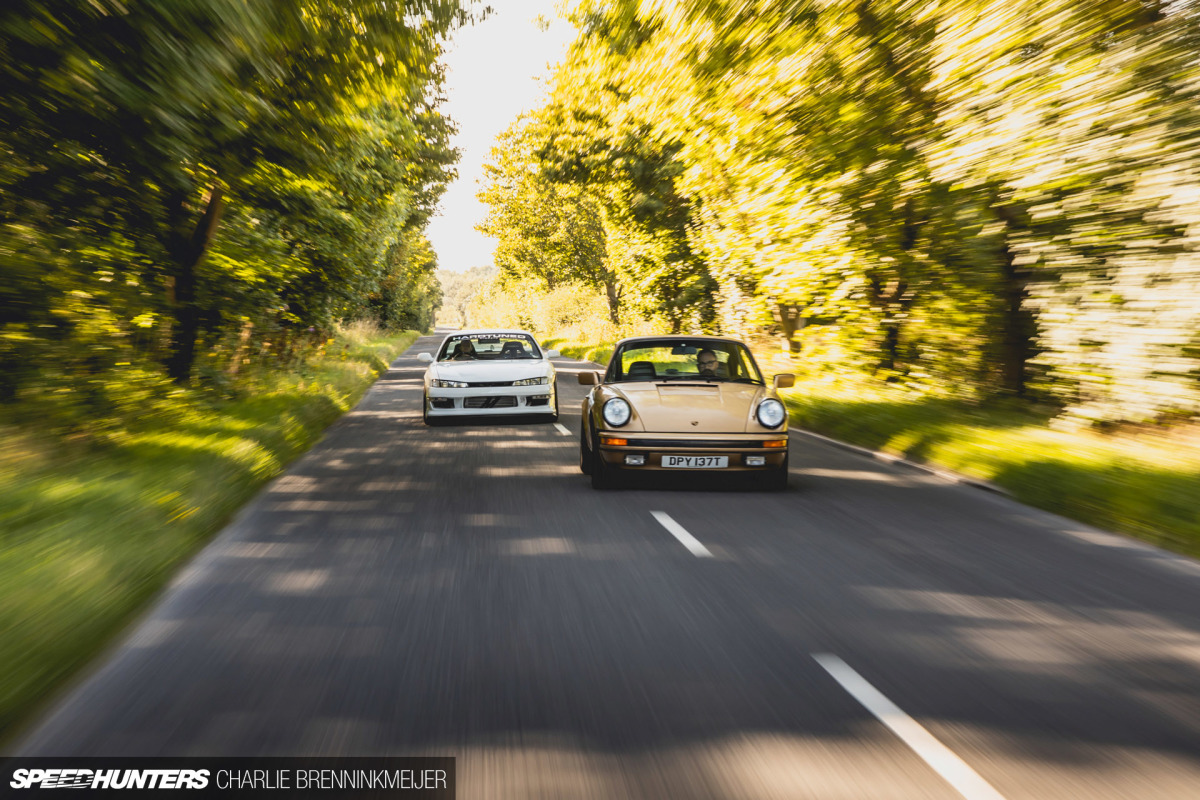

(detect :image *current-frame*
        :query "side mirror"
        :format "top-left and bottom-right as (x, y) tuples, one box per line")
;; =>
(773, 373), (795, 389)
(417, 353), (433, 364)
(577, 371), (599, 386)
(545, 350), (561, 359)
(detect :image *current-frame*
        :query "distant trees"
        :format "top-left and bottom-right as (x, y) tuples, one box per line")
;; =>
(1, 0), (477, 401)
(483, 0), (1200, 425)
(437, 266), (497, 328)
(478, 116), (621, 324)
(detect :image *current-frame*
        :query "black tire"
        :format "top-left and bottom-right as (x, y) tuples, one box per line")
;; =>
(546, 380), (560, 422)
(422, 394), (441, 426)
(590, 429), (615, 489)
(579, 424), (592, 475)
(765, 451), (789, 491)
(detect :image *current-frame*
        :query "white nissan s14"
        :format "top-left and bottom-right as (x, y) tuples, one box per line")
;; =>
(418, 330), (561, 424)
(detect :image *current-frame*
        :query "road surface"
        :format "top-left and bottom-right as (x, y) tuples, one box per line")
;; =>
(12, 331), (1200, 798)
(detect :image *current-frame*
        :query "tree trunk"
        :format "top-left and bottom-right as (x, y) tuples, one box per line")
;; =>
(869, 277), (909, 374)
(994, 203), (1034, 396)
(605, 279), (621, 325)
(773, 303), (803, 355)
(166, 185), (225, 383)
(998, 242), (1033, 395)
(881, 322), (900, 373)
(228, 319), (254, 377)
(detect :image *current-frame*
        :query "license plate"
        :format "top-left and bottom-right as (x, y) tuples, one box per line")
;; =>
(663, 455), (728, 468)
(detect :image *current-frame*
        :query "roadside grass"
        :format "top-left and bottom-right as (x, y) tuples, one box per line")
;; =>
(778, 376), (1200, 558)
(0, 327), (419, 743)
(541, 337), (616, 369)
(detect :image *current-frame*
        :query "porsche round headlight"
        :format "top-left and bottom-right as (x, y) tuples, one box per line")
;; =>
(756, 398), (786, 428)
(602, 397), (632, 427)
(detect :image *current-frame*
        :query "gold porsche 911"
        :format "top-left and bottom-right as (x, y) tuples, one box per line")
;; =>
(578, 336), (795, 490)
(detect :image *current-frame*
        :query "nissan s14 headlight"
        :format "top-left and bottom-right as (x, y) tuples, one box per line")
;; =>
(432, 379), (468, 388)
(512, 376), (549, 386)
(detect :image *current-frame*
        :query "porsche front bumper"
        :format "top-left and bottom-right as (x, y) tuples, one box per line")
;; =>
(595, 431), (788, 471)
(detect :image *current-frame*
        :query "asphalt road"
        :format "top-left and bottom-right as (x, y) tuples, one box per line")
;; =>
(12, 331), (1200, 798)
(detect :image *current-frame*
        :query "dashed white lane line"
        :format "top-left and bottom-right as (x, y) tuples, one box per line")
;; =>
(812, 653), (1008, 800)
(553, 423), (571, 436)
(650, 511), (714, 558)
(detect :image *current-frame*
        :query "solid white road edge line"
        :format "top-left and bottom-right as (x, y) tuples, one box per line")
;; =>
(650, 511), (714, 558)
(553, 423), (571, 436)
(812, 653), (1008, 800)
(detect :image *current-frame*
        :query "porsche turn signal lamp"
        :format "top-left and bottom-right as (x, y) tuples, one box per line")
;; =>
(763, 439), (788, 448)
(601, 436), (628, 446)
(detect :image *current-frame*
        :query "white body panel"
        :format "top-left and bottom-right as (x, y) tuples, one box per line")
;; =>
(421, 330), (557, 418)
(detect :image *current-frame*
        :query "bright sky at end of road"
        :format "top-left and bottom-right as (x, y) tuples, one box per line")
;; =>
(426, 2), (576, 273)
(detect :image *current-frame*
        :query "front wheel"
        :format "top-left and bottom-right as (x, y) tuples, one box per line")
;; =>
(765, 451), (789, 491)
(590, 430), (616, 489)
(579, 424), (592, 475)
(545, 380), (559, 422)
(422, 394), (440, 426)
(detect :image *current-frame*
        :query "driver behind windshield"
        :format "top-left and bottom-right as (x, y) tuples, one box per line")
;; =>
(449, 339), (476, 360)
(696, 348), (723, 377)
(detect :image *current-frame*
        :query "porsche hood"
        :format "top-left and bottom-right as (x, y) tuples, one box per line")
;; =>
(610, 382), (770, 433)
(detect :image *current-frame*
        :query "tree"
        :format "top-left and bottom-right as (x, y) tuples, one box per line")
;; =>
(0, 0), (479, 398)
(523, 0), (1200, 422)
(478, 116), (621, 323)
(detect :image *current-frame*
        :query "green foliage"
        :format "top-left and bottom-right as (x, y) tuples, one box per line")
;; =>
(517, 0), (1200, 424)
(436, 265), (498, 327)
(467, 278), (647, 343)
(1, 0), (475, 398)
(477, 115), (625, 324)
(0, 326), (419, 742)
(531, 31), (719, 332)
(365, 233), (443, 333)
(541, 337), (617, 368)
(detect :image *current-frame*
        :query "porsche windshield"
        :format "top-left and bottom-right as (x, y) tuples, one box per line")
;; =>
(438, 333), (542, 361)
(607, 340), (764, 384)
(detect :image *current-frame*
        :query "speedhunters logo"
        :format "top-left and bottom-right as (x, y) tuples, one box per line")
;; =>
(1, 759), (454, 798)
(10, 770), (209, 790)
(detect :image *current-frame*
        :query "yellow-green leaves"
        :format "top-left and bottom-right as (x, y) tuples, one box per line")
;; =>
(517, 0), (1200, 422)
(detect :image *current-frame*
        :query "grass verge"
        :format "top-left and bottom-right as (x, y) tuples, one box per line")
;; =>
(541, 337), (616, 369)
(778, 377), (1200, 558)
(0, 327), (419, 744)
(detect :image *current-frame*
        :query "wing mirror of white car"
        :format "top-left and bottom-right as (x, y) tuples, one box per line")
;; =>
(577, 371), (599, 385)
(773, 373), (795, 389)
(545, 350), (561, 359)
(417, 352), (433, 363)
